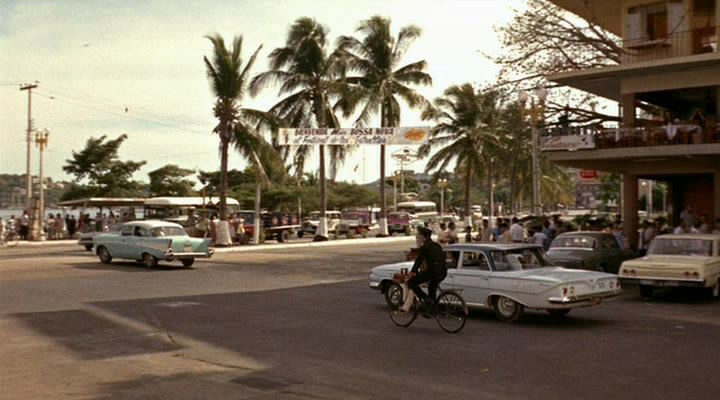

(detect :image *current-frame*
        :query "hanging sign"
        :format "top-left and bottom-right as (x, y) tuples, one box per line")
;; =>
(278, 127), (430, 146)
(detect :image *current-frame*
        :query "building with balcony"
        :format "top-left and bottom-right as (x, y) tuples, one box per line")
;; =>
(543, 0), (720, 246)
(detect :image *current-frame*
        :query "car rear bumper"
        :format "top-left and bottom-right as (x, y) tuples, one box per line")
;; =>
(165, 251), (213, 260)
(548, 289), (623, 304)
(619, 277), (705, 288)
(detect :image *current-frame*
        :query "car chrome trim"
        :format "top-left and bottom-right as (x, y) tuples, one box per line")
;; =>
(548, 289), (622, 304)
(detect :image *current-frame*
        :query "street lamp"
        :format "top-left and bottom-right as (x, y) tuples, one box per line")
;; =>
(391, 147), (418, 201)
(438, 178), (448, 216)
(35, 129), (49, 241)
(518, 87), (548, 216)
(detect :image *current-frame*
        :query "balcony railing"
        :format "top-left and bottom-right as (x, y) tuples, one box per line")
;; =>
(541, 123), (720, 152)
(567, 27), (717, 69)
(621, 27), (718, 64)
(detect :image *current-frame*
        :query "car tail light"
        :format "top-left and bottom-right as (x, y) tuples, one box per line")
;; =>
(692, 272), (699, 278)
(562, 287), (568, 296)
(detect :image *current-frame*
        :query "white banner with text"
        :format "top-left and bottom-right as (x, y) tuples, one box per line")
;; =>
(278, 127), (430, 146)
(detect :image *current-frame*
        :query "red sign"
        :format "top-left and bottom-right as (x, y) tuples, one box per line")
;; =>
(579, 170), (598, 180)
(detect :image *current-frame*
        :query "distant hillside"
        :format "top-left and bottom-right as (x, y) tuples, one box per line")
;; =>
(0, 174), (72, 208)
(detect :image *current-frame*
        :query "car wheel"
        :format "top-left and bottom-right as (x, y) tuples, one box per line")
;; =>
(347, 229), (355, 239)
(181, 258), (195, 268)
(297, 231), (304, 238)
(639, 285), (654, 298)
(493, 296), (524, 322)
(385, 282), (405, 308)
(708, 278), (720, 299)
(97, 246), (112, 265)
(84, 244), (93, 251)
(143, 253), (158, 268)
(277, 231), (289, 243)
(547, 308), (571, 317)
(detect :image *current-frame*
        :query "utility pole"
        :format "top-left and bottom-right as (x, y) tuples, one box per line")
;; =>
(20, 83), (37, 239)
(36, 129), (49, 241)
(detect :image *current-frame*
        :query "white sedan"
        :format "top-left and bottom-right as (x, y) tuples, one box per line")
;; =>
(369, 243), (622, 322)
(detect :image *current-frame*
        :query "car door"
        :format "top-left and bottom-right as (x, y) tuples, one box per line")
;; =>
(600, 235), (626, 273)
(448, 250), (493, 307)
(112, 225), (134, 258)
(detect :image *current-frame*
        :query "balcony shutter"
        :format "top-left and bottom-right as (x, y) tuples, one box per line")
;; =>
(667, 1), (687, 33)
(626, 11), (643, 41)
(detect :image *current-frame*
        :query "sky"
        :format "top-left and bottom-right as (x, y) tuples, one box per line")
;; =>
(0, 0), (524, 187)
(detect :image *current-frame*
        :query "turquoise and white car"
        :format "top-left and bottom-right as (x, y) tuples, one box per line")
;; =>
(93, 220), (213, 268)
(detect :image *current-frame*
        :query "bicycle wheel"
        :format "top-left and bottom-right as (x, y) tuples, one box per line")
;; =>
(387, 283), (418, 327)
(435, 291), (468, 333)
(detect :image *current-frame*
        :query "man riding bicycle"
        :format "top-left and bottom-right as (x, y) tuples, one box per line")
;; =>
(407, 226), (447, 310)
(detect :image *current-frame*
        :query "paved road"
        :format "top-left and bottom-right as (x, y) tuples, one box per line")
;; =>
(1, 242), (719, 400)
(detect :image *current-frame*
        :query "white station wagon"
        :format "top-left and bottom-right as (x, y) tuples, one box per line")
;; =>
(619, 234), (720, 298)
(369, 243), (622, 322)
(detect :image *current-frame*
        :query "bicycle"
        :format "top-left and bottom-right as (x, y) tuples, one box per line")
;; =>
(386, 274), (468, 334)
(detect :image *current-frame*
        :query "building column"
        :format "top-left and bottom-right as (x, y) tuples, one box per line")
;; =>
(716, 86), (720, 120)
(621, 93), (636, 128)
(623, 174), (639, 249)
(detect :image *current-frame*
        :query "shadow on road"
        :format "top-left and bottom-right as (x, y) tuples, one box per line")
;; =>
(71, 261), (193, 273)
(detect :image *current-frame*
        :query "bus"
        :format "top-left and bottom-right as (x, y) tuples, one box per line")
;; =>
(143, 197), (240, 227)
(396, 201), (438, 225)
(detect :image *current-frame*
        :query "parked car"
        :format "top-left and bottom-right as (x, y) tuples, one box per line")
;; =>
(299, 211), (341, 237)
(78, 223), (122, 251)
(93, 220), (213, 268)
(619, 234), (720, 298)
(546, 232), (637, 273)
(238, 211), (300, 243)
(369, 243), (622, 322)
(334, 210), (374, 239)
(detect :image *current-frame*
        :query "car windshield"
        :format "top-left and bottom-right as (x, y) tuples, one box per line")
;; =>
(149, 226), (188, 237)
(550, 236), (597, 249)
(490, 248), (550, 271)
(648, 238), (713, 257)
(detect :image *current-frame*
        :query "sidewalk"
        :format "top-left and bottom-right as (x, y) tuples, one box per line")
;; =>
(1, 236), (414, 251)
(213, 235), (414, 254)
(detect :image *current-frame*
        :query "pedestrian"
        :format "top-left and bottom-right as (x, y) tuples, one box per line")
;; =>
(0, 217), (5, 245)
(46, 213), (56, 240)
(611, 223), (625, 248)
(638, 220), (656, 257)
(19, 211), (29, 240)
(529, 225), (549, 250)
(509, 217), (525, 243)
(447, 222), (459, 244)
(478, 219), (492, 242)
(55, 213), (65, 239)
(209, 215), (218, 243)
(679, 203), (697, 229)
(437, 223), (449, 246)
(67, 215), (77, 238)
(94, 213), (103, 232)
(498, 223), (513, 243)
(464, 225), (473, 243)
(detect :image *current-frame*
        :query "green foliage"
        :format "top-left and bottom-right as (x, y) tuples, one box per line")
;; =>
(148, 164), (196, 197)
(600, 173), (622, 205)
(62, 135), (147, 199)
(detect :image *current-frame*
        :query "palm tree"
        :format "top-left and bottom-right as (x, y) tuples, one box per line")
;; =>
(204, 33), (280, 245)
(421, 84), (500, 226)
(251, 17), (347, 240)
(337, 15), (431, 236)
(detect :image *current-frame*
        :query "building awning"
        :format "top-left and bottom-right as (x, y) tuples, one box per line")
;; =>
(545, 143), (720, 176)
(57, 198), (147, 208)
(549, 54), (720, 101)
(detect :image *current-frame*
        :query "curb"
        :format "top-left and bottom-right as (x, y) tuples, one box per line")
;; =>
(1, 239), (78, 248)
(213, 235), (415, 254)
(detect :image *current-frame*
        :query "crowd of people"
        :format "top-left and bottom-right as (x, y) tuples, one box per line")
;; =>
(0, 210), (139, 243)
(422, 204), (720, 255)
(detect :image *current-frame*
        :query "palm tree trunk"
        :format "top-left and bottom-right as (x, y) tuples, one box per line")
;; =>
(314, 93), (328, 240)
(378, 104), (389, 237)
(216, 135), (232, 246)
(254, 180), (261, 245)
(464, 163), (472, 227)
(486, 157), (495, 235)
(509, 160), (517, 213)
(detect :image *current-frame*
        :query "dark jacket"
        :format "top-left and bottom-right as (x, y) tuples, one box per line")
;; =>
(411, 239), (446, 276)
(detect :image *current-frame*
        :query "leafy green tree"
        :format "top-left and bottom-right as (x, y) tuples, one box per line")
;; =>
(251, 17), (348, 239)
(337, 15), (431, 235)
(421, 84), (499, 223)
(205, 33), (281, 245)
(62, 134), (146, 199)
(148, 164), (196, 197)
